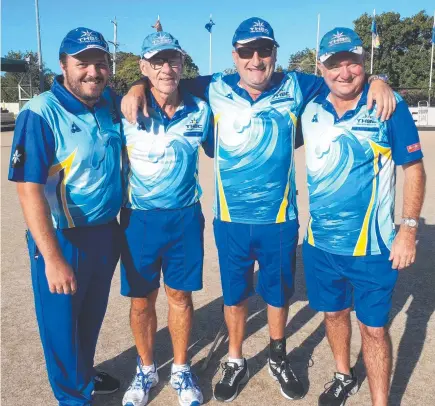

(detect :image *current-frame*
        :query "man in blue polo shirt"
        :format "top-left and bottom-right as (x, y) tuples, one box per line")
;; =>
(8, 28), (122, 405)
(122, 18), (395, 403)
(300, 28), (426, 406)
(120, 32), (213, 406)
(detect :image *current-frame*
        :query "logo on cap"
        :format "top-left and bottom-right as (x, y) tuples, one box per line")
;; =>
(152, 33), (173, 46)
(329, 31), (352, 47)
(250, 20), (269, 35)
(78, 30), (101, 43)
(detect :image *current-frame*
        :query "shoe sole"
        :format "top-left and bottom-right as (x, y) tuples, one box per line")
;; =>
(213, 367), (250, 402)
(268, 366), (305, 400)
(93, 387), (119, 395)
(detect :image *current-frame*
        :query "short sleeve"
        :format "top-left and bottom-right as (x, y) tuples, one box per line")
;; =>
(202, 107), (214, 158)
(386, 100), (423, 165)
(294, 72), (327, 107)
(8, 109), (55, 184)
(180, 75), (213, 101)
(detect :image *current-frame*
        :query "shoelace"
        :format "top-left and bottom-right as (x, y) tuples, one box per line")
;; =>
(324, 377), (346, 398)
(271, 358), (298, 383)
(130, 370), (155, 392)
(219, 362), (240, 385)
(171, 370), (199, 394)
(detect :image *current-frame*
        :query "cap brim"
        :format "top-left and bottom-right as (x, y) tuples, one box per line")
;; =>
(143, 46), (186, 59)
(236, 37), (279, 47)
(319, 46), (363, 63)
(66, 44), (111, 56)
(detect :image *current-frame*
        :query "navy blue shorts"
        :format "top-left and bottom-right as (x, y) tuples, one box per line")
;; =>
(302, 242), (398, 327)
(120, 203), (205, 297)
(213, 219), (299, 307)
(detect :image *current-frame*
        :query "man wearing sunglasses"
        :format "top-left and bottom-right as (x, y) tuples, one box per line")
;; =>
(120, 32), (213, 406)
(121, 17), (396, 403)
(299, 28), (425, 406)
(8, 28), (122, 405)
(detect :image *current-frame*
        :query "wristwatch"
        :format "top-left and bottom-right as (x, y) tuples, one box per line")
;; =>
(401, 217), (419, 229)
(368, 74), (389, 84)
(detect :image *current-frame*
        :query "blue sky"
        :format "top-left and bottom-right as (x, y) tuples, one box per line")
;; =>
(2, 0), (434, 76)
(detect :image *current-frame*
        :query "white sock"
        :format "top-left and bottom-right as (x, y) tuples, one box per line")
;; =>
(172, 363), (189, 373)
(139, 360), (155, 373)
(228, 357), (244, 367)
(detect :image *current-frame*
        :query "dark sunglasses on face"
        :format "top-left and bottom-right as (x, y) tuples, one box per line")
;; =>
(235, 46), (274, 59)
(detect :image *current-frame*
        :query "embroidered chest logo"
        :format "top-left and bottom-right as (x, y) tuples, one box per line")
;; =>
(270, 90), (294, 105)
(186, 118), (203, 131)
(351, 114), (379, 132)
(312, 114), (318, 123)
(225, 93), (233, 100)
(71, 123), (82, 133)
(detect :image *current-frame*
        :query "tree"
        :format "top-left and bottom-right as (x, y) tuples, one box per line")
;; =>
(354, 11), (433, 90)
(1, 50), (55, 102)
(287, 48), (316, 74)
(108, 51), (200, 95)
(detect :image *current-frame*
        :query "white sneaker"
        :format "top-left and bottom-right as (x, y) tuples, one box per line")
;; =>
(170, 365), (203, 406)
(122, 357), (159, 406)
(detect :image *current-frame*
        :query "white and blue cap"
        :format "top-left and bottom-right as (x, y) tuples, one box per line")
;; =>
(232, 17), (279, 47)
(141, 31), (186, 59)
(319, 27), (363, 62)
(59, 27), (110, 57)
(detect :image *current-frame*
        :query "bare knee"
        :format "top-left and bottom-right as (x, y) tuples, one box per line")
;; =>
(360, 324), (388, 341)
(166, 286), (192, 310)
(130, 290), (158, 316)
(324, 308), (351, 322)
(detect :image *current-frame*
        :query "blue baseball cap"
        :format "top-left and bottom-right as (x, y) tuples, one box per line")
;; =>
(59, 27), (110, 57)
(232, 17), (279, 47)
(141, 31), (185, 59)
(319, 27), (363, 63)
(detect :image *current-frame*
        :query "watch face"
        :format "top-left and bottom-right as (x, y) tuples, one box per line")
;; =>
(408, 219), (417, 227)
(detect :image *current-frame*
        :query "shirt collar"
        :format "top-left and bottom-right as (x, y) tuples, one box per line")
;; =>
(51, 75), (109, 114)
(146, 86), (199, 118)
(222, 72), (284, 104)
(313, 83), (369, 120)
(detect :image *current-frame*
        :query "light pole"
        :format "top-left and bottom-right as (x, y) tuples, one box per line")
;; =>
(109, 17), (119, 75)
(35, 0), (44, 93)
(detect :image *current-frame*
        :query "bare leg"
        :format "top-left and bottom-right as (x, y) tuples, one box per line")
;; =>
(324, 309), (352, 375)
(267, 302), (289, 339)
(224, 299), (248, 358)
(166, 285), (193, 365)
(359, 322), (392, 406)
(130, 289), (159, 365)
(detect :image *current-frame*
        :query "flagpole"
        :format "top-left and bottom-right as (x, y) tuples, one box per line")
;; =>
(209, 14), (212, 75)
(429, 10), (435, 105)
(371, 9), (375, 74)
(314, 13), (320, 75)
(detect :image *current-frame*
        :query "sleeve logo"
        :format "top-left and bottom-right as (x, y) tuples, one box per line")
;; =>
(406, 142), (421, 153)
(11, 145), (25, 168)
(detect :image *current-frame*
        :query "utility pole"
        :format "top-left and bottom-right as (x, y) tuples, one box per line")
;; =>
(35, 0), (44, 93)
(109, 17), (119, 75)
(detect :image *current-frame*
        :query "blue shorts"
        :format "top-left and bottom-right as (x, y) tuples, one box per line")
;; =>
(120, 203), (205, 297)
(302, 242), (398, 327)
(213, 219), (299, 307)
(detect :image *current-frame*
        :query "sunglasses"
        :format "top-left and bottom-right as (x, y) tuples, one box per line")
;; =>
(235, 46), (274, 59)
